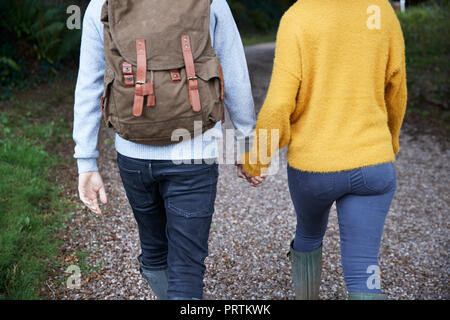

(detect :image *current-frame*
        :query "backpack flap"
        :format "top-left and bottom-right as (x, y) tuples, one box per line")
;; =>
(106, 0), (212, 71)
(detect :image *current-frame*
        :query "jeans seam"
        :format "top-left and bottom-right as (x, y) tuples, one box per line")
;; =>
(348, 170), (354, 193)
(207, 165), (218, 213)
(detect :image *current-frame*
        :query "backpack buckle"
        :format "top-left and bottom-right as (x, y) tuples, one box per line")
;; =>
(170, 70), (181, 82)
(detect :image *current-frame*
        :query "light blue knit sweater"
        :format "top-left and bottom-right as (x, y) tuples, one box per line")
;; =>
(73, 0), (256, 174)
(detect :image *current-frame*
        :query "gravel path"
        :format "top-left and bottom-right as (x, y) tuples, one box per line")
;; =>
(48, 43), (449, 300)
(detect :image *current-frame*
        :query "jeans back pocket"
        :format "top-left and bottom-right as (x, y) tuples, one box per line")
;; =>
(166, 164), (219, 218)
(361, 162), (396, 194)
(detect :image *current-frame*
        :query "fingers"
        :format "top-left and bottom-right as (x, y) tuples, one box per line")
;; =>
(235, 164), (266, 187)
(99, 185), (108, 205)
(78, 172), (106, 215)
(238, 170), (247, 179)
(250, 175), (266, 187)
(236, 165), (245, 179)
(79, 191), (102, 215)
(254, 176), (265, 184)
(90, 196), (102, 215)
(79, 189), (106, 214)
(236, 165), (251, 181)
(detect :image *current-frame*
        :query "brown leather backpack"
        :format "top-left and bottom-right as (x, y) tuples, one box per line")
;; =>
(100, 0), (225, 146)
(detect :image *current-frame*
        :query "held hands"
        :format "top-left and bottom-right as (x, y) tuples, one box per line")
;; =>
(78, 171), (108, 215)
(236, 164), (266, 187)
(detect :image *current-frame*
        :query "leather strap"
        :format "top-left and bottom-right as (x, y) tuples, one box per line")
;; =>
(146, 83), (156, 107)
(135, 83), (154, 96)
(181, 35), (201, 112)
(100, 96), (105, 117)
(134, 83), (156, 107)
(133, 39), (147, 117)
(146, 71), (155, 107)
(135, 82), (155, 107)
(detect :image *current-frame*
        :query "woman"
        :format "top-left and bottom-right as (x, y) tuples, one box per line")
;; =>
(241, 0), (407, 300)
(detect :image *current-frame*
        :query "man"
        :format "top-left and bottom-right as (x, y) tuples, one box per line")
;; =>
(73, 0), (255, 300)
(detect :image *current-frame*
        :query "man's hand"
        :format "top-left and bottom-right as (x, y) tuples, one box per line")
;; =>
(236, 164), (266, 187)
(78, 171), (108, 215)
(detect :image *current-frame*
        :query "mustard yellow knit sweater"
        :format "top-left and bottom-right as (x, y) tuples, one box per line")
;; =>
(242, 0), (407, 176)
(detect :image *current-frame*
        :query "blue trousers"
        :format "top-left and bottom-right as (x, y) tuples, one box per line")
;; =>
(287, 162), (396, 293)
(117, 153), (218, 299)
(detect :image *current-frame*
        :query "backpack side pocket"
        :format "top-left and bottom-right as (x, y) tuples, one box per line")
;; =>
(102, 67), (115, 128)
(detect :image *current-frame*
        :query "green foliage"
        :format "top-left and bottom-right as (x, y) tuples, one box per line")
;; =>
(0, 0), (81, 64)
(0, 58), (18, 71)
(0, 57), (19, 100)
(0, 0), (82, 100)
(229, 0), (296, 34)
(0, 99), (73, 299)
(407, 0), (437, 5)
(0, 141), (59, 299)
(398, 1), (450, 110)
(398, 2), (449, 67)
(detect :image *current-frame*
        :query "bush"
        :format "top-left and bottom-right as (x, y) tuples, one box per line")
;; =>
(0, 0), (82, 65)
(0, 0), (84, 100)
(398, 1), (450, 110)
(229, 0), (295, 34)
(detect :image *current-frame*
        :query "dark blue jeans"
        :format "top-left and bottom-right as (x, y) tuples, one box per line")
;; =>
(287, 162), (396, 294)
(117, 152), (219, 299)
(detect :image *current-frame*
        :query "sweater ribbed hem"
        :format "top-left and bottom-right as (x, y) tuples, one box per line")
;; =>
(77, 158), (99, 174)
(114, 123), (223, 161)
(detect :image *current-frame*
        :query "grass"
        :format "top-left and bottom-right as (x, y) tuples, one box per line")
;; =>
(0, 82), (76, 299)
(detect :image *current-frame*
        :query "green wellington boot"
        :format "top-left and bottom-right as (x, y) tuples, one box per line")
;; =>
(138, 255), (168, 300)
(288, 242), (323, 300)
(348, 292), (387, 300)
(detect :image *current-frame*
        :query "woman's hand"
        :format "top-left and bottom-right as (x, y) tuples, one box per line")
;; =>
(236, 164), (266, 187)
